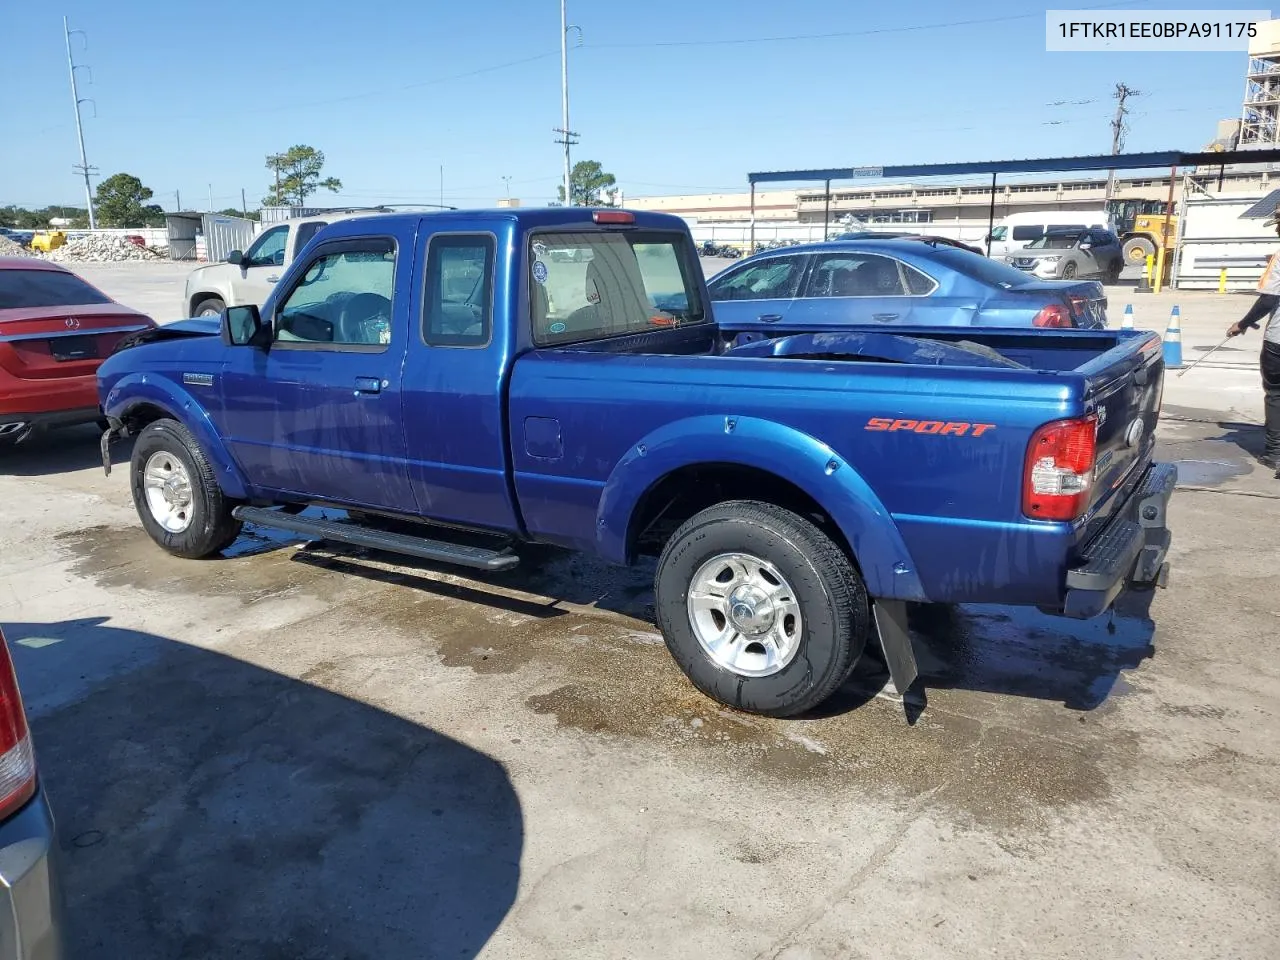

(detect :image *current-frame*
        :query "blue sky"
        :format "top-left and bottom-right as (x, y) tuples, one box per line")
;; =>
(0, 0), (1261, 210)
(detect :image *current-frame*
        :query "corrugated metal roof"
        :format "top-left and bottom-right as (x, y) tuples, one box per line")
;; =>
(1239, 188), (1280, 218)
(747, 148), (1280, 185)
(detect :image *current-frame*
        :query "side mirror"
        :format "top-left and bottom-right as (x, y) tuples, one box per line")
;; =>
(226, 250), (243, 265)
(1079, 242), (1092, 250)
(221, 304), (267, 347)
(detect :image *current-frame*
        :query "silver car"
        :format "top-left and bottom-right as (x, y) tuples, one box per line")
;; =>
(1005, 227), (1124, 283)
(0, 625), (64, 959)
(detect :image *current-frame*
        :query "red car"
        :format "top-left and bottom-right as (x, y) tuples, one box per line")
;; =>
(0, 258), (155, 445)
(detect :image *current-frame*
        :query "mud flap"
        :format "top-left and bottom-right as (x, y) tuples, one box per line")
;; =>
(872, 599), (919, 698)
(100, 418), (127, 477)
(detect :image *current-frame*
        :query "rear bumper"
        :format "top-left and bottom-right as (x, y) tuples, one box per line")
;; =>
(1062, 461), (1176, 619)
(0, 789), (65, 960)
(0, 407), (102, 442)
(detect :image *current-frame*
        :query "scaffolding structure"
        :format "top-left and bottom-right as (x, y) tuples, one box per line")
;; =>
(1240, 20), (1280, 145)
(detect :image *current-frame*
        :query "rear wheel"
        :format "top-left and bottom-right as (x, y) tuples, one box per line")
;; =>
(1123, 236), (1156, 263)
(655, 500), (870, 718)
(130, 419), (241, 558)
(192, 297), (225, 318)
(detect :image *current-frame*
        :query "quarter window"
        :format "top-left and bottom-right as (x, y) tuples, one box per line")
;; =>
(423, 234), (494, 346)
(275, 241), (395, 349)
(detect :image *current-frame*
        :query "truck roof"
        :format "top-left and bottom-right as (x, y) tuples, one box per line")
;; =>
(326, 206), (691, 234)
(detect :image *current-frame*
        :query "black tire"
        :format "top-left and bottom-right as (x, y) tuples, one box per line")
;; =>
(1122, 236), (1155, 263)
(1062, 262), (1078, 280)
(130, 418), (241, 558)
(654, 500), (870, 718)
(1106, 260), (1123, 284)
(192, 296), (225, 318)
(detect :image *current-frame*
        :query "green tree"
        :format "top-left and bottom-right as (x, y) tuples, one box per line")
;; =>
(263, 145), (343, 207)
(555, 160), (618, 207)
(95, 173), (165, 227)
(218, 207), (261, 222)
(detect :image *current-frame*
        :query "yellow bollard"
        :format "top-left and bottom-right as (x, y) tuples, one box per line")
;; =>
(1219, 268), (1228, 293)
(1153, 246), (1166, 295)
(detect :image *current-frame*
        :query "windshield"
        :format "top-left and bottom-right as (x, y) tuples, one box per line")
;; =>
(989, 226), (1008, 241)
(530, 230), (705, 345)
(927, 247), (1039, 289)
(0, 269), (113, 309)
(1026, 232), (1082, 250)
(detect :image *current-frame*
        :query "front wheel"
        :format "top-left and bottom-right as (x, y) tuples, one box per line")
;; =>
(655, 500), (870, 717)
(130, 419), (242, 558)
(192, 297), (225, 318)
(1062, 262), (1078, 280)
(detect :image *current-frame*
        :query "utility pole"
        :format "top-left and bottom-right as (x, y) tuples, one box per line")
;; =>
(241, 188), (247, 217)
(502, 176), (512, 200)
(208, 184), (214, 212)
(175, 189), (181, 211)
(64, 17), (97, 228)
(554, 2), (582, 205)
(440, 165), (444, 209)
(1105, 82), (1141, 203)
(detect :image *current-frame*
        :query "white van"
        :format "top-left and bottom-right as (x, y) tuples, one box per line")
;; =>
(984, 209), (1114, 260)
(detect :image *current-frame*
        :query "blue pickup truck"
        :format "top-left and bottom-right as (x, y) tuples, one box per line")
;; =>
(97, 208), (1175, 718)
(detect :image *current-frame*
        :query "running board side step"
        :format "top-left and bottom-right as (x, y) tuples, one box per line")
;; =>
(231, 506), (520, 572)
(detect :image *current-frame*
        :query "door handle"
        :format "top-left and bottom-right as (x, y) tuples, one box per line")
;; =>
(266, 275), (280, 283)
(873, 313), (899, 321)
(757, 314), (783, 323)
(353, 377), (382, 396)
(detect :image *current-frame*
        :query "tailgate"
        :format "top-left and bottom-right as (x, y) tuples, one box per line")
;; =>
(1078, 331), (1165, 537)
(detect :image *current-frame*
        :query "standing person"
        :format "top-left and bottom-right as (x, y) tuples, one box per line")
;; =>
(1227, 208), (1280, 470)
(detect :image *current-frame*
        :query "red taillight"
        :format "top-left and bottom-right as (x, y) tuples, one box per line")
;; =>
(592, 210), (635, 224)
(1023, 415), (1098, 521)
(0, 628), (36, 820)
(1033, 304), (1072, 328)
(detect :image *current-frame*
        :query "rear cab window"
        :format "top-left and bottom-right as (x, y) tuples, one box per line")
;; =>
(0, 269), (112, 308)
(530, 230), (705, 345)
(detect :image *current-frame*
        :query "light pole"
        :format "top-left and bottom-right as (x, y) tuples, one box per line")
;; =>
(502, 176), (512, 200)
(556, 3), (582, 205)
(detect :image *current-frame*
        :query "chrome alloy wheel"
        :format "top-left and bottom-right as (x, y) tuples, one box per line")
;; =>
(142, 451), (195, 533)
(686, 552), (803, 677)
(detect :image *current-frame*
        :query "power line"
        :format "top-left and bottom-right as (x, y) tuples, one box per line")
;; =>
(587, 0), (1154, 49)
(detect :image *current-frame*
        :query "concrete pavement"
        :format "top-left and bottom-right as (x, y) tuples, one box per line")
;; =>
(2, 263), (1276, 959)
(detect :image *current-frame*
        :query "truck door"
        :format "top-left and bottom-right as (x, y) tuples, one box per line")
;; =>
(399, 228), (523, 531)
(233, 224), (290, 308)
(216, 228), (418, 511)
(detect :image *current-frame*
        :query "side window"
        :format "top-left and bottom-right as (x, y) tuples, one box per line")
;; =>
(244, 226), (288, 267)
(423, 234), (494, 347)
(1010, 224), (1044, 242)
(808, 254), (908, 297)
(293, 221), (328, 254)
(707, 256), (804, 301)
(274, 240), (396, 350)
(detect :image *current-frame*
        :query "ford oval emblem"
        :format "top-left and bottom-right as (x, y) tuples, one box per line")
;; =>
(1124, 417), (1145, 448)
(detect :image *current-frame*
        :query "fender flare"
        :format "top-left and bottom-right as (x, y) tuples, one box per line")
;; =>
(103, 373), (251, 500)
(594, 414), (926, 601)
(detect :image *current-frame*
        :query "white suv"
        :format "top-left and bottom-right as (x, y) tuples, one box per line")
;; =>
(181, 211), (377, 318)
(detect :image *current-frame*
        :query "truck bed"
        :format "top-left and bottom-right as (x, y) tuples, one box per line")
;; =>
(508, 323), (1165, 608)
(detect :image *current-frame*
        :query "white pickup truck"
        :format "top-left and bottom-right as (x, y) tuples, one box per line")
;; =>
(181, 212), (356, 318)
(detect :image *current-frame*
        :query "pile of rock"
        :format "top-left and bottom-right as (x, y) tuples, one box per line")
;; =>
(44, 235), (164, 263)
(0, 236), (33, 258)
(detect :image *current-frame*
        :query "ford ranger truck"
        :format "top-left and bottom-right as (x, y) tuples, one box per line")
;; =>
(96, 208), (1175, 719)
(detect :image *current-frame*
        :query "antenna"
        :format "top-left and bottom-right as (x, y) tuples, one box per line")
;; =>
(64, 17), (98, 229)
